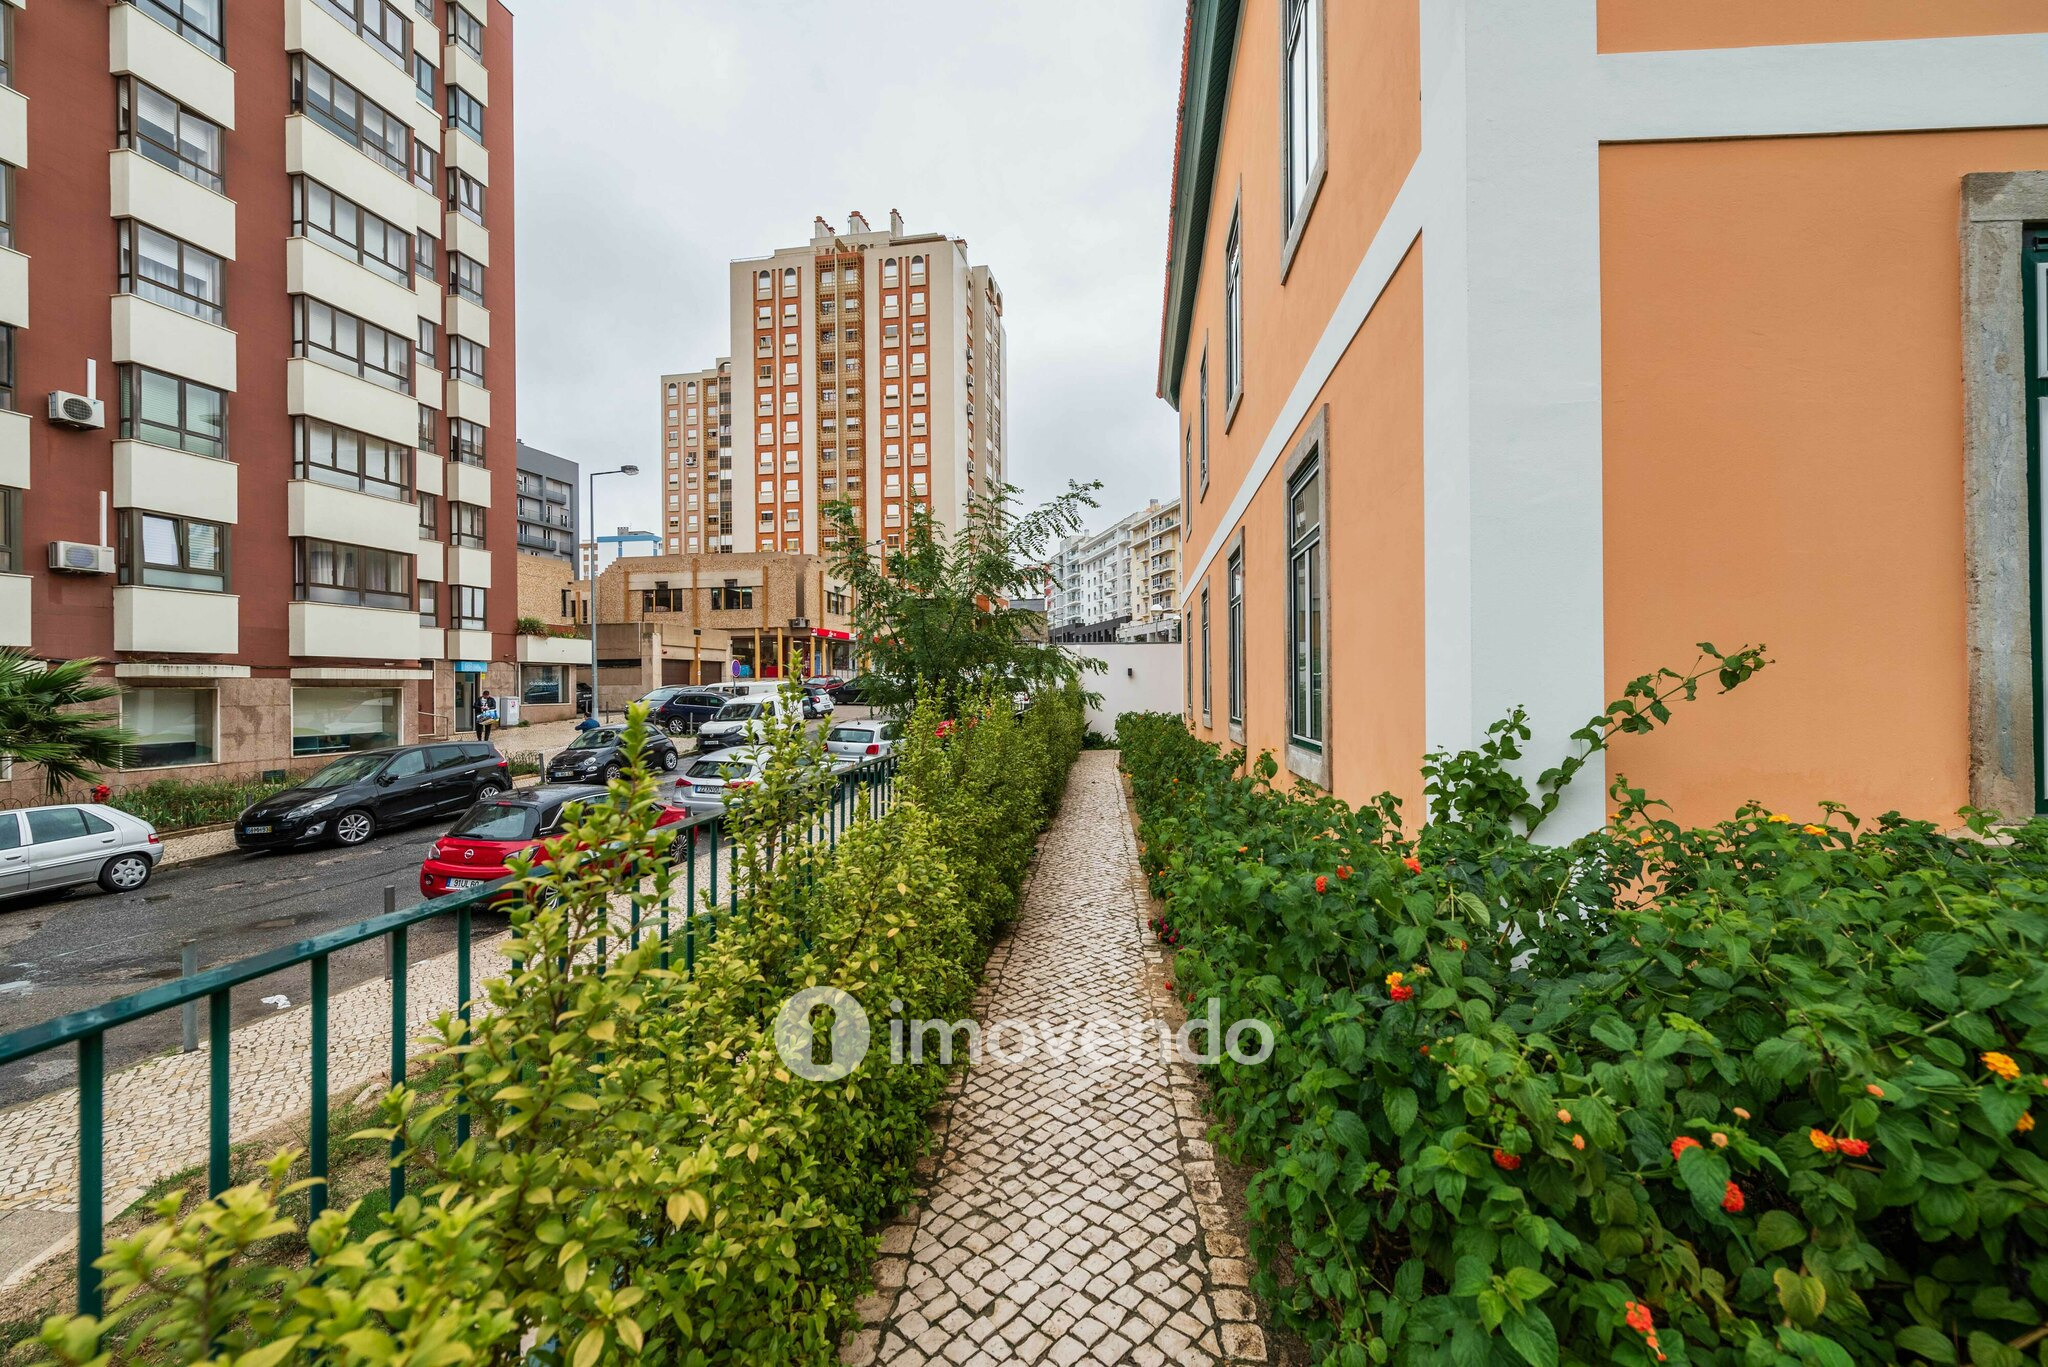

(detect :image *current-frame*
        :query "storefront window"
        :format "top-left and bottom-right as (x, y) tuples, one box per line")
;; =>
(521, 664), (564, 705)
(124, 688), (216, 768)
(291, 686), (400, 757)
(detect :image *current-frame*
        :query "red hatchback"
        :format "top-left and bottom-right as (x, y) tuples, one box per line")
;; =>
(419, 784), (689, 900)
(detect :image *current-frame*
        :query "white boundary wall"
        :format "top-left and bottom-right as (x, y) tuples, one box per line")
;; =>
(1069, 643), (1183, 737)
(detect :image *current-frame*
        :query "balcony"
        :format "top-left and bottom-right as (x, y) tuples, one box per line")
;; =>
(283, 0), (419, 139)
(109, 1), (237, 130)
(446, 210), (489, 267)
(446, 294), (490, 349)
(442, 41), (488, 106)
(112, 295), (237, 393)
(289, 357), (418, 448)
(290, 601), (421, 660)
(288, 237), (418, 339)
(517, 634), (586, 666)
(446, 377), (491, 426)
(109, 149), (237, 261)
(446, 544), (490, 587)
(290, 479), (416, 555)
(115, 440), (239, 524)
(0, 247), (26, 332)
(0, 573), (27, 648)
(114, 587), (239, 654)
(285, 115), (416, 235)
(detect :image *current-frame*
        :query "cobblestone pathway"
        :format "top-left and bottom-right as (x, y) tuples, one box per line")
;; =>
(844, 750), (1270, 1367)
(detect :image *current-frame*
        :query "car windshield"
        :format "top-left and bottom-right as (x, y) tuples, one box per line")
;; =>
(566, 730), (621, 751)
(686, 757), (753, 781)
(642, 688), (682, 704)
(827, 726), (874, 743)
(714, 700), (764, 721)
(448, 801), (540, 842)
(300, 753), (391, 789)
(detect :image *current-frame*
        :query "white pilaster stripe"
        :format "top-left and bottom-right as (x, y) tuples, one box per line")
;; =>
(1599, 32), (2048, 143)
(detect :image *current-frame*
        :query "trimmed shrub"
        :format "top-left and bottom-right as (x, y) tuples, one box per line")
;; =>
(106, 777), (295, 832)
(1118, 650), (2048, 1367)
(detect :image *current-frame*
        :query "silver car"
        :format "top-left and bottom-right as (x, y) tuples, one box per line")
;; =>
(676, 747), (769, 817)
(0, 803), (164, 900)
(825, 720), (903, 763)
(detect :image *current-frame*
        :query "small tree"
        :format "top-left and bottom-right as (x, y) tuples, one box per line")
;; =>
(0, 651), (132, 798)
(823, 481), (1105, 713)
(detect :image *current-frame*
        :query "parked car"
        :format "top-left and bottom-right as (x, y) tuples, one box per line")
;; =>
(0, 803), (163, 900)
(638, 687), (730, 737)
(832, 675), (890, 707)
(545, 726), (682, 784)
(805, 674), (848, 694)
(419, 785), (689, 901)
(676, 747), (842, 817)
(696, 692), (804, 752)
(824, 719), (904, 763)
(801, 687), (837, 720)
(235, 743), (511, 850)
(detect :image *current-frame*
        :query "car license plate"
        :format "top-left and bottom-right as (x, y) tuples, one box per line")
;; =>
(445, 878), (482, 891)
(244, 824), (272, 834)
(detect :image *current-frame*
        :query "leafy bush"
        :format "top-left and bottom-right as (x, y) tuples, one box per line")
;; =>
(1119, 650), (2048, 1367)
(37, 692), (1083, 1365)
(108, 776), (296, 832)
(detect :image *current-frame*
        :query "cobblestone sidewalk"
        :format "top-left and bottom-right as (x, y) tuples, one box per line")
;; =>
(843, 750), (1270, 1367)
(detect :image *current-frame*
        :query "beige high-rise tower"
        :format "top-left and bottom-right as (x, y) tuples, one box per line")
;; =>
(661, 211), (1008, 558)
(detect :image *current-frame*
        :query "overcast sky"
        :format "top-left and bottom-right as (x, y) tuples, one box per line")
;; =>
(510, 0), (1186, 550)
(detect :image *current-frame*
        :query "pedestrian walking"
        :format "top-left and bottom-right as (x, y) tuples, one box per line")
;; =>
(475, 689), (499, 743)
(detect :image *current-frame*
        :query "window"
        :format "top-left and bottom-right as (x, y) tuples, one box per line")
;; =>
(411, 137), (440, 194)
(0, 164), (13, 250)
(118, 80), (224, 193)
(1286, 451), (1324, 753)
(418, 491), (439, 538)
(291, 686), (401, 756)
(295, 417), (412, 501)
(417, 404), (439, 453)
(1283, 0), (1325, 239)
(0, 485), (20, 573)
(130, 0), (224, 60)
(294, 297), (413, 393)
(1200, 586), (1212, 722)
(448, 168), (485, 225)
(120, 365), (226, 458)
(418, 317), (438, 368)
(418, 580), (439, 625)
(118, 221), (224, 325)
(0, 6), (11, 89)
(1198, 349), (1209, 492)
(448, 252), (484, 304)
(709, 581), (754, 611)
(315, 0), (410, 68)
(0, 325), (15, 411)
(293, 178), (411, 287)
(451, 417), (485, 466)
(413, 51), (435, 105)
(1227, 547), (1245, 727)
(447, 3), (483, 59)
(1182, 429), (1191, 532)
(415, 229), (437, 282)
(294, 537), (412, 610)
(450, 500), (485, 548)
(119, 510), (229, 592)
(1224, 210), (1243, 407)
(448, 86), (484, 144)
(124, 688), (216, 768)
(451, 585), (485, 630)
(447, 335), (485, 387)
(294, 57), (410, 179)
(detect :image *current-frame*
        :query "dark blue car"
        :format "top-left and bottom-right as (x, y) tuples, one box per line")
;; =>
(638, 687), (730, 736)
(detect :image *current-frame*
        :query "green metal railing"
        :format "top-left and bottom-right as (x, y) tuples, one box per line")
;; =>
(0, 753), (899, 1316)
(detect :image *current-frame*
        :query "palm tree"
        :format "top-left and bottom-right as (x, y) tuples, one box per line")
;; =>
(0, 650), (133, 798)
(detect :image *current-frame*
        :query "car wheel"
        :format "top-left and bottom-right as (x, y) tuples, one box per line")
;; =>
(97, 853), (153, 893)
(668, 830), (689, 863)
(476, 779), (507, 799)
(604, 762), (623, 782)
(660, 748), (679, 773)
(334, 808), (376, 846)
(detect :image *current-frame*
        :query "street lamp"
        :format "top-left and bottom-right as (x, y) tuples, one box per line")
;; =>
(586, 464), (639, 723)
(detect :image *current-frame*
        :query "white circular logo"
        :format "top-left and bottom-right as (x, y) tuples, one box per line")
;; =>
(774, 986), (871, 1082)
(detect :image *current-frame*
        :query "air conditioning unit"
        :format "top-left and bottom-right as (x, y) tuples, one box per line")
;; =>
(48, 541), (115, 574)
(48, 391), (106, 430)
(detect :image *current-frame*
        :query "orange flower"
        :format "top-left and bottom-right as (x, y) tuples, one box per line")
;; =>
(1403, 855), (1422, 874)
(1808, 1128), (1837, 1153)
(1671, 1136), (1702, 1161)
(1710, 1132), (1728, 1148)
(1767, 813), (1790, 823)
(1385, 970), (1405, 988)
(1837, 1137), (1871, 1158)
(1491, 1148), (1520, 1171)
(1389, 984), (1415, 1002)
(1571, 1134), (1586, 1151)
(1624, 1303), (1655, 1335)
(1984, 1051), (2022, 1081)
(1336, 864), (1353, 880)
(1556, 1109), (1572, 1124)
(1721, 1181), (1744, 1214)
(1802, 824), (1826, 836)
(1733, 1107), (1752, 1121)
(2018, 1111), (2036, 1134)
(1866, 1084), (1885, 1098)
(1315, 875), (1328, 894)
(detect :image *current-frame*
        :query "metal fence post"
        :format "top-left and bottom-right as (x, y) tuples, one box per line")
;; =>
(383, 886), (397, 979)
(180, 941), (198, 1053)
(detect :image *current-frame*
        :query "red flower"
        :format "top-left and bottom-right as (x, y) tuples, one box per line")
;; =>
(1389, 984), (1415, 1002)
(1491, 1148), (1520, 1171)
(1837, 1137), (1871, 1158)
(1670, 1136), (1701, 1161)
(1402, 856), (1422, 874)
(1315, 876), (1328, 894)
(1164, 980), (1175, 992)
(1720, 1181), (1744, 1214)
(1336, 864), (1353, 880)
(1624, 1301), (1655, 1335)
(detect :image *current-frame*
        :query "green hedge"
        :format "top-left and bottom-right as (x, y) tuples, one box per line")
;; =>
(1118, 669), (2048, 1367)
(107, 777), (295, 832)
(35, 688), (1085, 1366)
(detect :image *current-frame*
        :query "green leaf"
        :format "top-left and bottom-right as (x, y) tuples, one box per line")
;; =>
(1774, 1268), (1826, 1327)
(1676, 1145), (1733, 1219)
(1501, 1307), (1559, 1367)
(1754, 1209), (1806, 1253)
(1965, 1332), (2024, 1367)
(1384, 1087), (1419, 1137)
(1502, 1267), (1554, 1302)
(1451, 1255), (1490, 1298)
(1589, 1016), (1636, 1053)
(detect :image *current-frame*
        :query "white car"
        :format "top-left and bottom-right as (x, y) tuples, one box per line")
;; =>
(0, 803), (164, 900)
(825, 720), (902, 763)
(676, 746), (843, 815)
(696, 692), (803, 752)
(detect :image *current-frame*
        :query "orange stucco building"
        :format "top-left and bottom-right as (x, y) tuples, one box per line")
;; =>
(1160, 0), (2048, 832)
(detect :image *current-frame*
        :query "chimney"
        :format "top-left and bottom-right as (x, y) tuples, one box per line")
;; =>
(848, 210), (871, 234)
(889, 208), (905, 236)
(812, 215), (833, 245)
